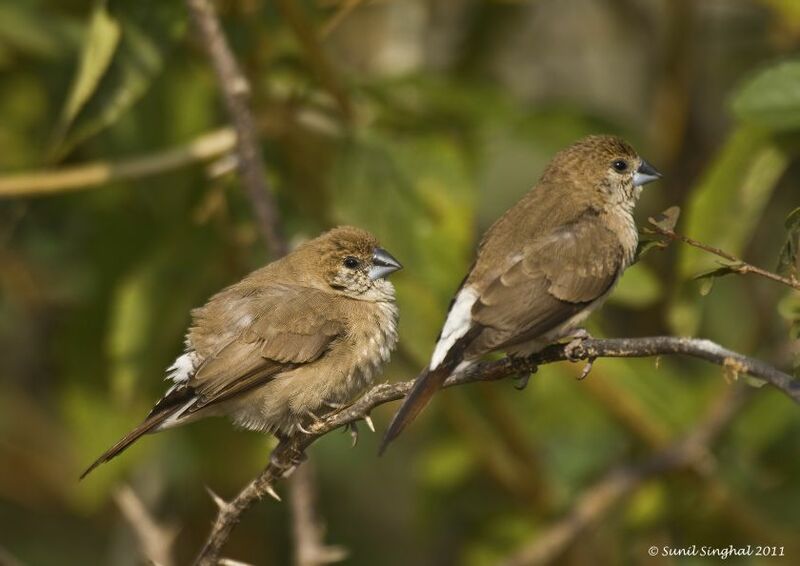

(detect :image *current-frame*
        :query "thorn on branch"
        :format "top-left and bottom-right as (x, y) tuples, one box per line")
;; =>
(363, 414), (375, 433)
(265, 485), (282, 502)
(206, 487), (229, 511)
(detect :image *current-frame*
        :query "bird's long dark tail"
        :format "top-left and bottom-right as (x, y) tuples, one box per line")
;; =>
(80, 387), (196, 480)
(80, 413), (170, 480)
(379, 327), (481, 454)
(378, 363), (453, 455)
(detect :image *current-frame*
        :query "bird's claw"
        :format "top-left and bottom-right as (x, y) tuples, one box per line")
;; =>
(564, 328), (592, 362)
(509, 357), (536, 390)
(577, 357), (596, 380)
(295, 421), (313, 435)
(346, 422), (359, 447)
(341, 416), (372, 445)
(295, 409), (326, 436)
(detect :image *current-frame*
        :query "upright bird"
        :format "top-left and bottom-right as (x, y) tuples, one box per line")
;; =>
(380, 135), (661, 452)
(82, 226), (402, 478)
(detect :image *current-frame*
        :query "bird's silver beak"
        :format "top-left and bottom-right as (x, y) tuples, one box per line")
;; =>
(633, 158), (662, 187)
(369, 247), (403, 280)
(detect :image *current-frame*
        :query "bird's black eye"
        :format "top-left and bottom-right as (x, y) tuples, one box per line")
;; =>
(612, 159), (628, 172)
(343, 256), (360, 269)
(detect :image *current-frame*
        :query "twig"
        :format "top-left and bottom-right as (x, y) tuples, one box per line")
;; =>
(646, 222), (800, 291)
(289, 462), (348, 566)
(320, 0), (370, 38)
(0, 129), (235, 197)
(113, 484), (178, 566)
(274, 0), (351, 118)
(193, 336), (799, 564)
(184, 5), (348, 563)
(185, 0), (287, 257)
(498, 385), (751, 566)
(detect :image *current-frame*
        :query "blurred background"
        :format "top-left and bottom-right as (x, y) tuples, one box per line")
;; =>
(1, 0), (800, 564)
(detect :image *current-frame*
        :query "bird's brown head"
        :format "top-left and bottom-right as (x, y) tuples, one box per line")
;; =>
(302, 226), (402, 300)
(543, 135), (661, 208)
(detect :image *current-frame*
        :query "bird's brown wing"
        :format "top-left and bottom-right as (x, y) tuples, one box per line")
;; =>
(187, 285), (345, 410)
(379, 217), (624, 454)
(469, 218), (624, 355)
(81, 285), (346, 478)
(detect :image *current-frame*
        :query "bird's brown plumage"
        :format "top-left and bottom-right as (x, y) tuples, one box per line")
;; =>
(380, 135), (661, 452)
(82, 226), (401, 478)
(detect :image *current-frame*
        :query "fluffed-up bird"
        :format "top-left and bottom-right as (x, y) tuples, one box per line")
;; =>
(380, 135), (661, 452)
(82, 226), (402, 478)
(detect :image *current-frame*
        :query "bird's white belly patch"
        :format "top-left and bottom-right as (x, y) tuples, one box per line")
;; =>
(430, 287), (478, 369)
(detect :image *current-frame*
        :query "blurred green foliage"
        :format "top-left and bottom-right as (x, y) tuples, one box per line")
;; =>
(1, 1), (799, 565)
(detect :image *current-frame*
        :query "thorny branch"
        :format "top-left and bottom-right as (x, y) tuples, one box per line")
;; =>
(185, 0), (287, 257)
(499, 385), (752, 566)
(193, 336), (800, 565)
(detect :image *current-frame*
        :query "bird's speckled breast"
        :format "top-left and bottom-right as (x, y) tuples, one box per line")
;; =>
(606, 197), (640, 269)
(341, 299), (399, 400)
(228, 297), (398, 436)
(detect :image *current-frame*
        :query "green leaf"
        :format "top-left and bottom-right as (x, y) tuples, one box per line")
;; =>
(634, 206), (681, 263)
(634, 236), (668, 262)
(693, 264), (740, 282)
(49, 0), (185, 160)
(777, 207), (800, 277)
(693, 264), (741, 296)
(648, 205), (681, 233)
(53, 3), (121, 144)
(669, 127), (789, 334)
(730, 59), (800, 131)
